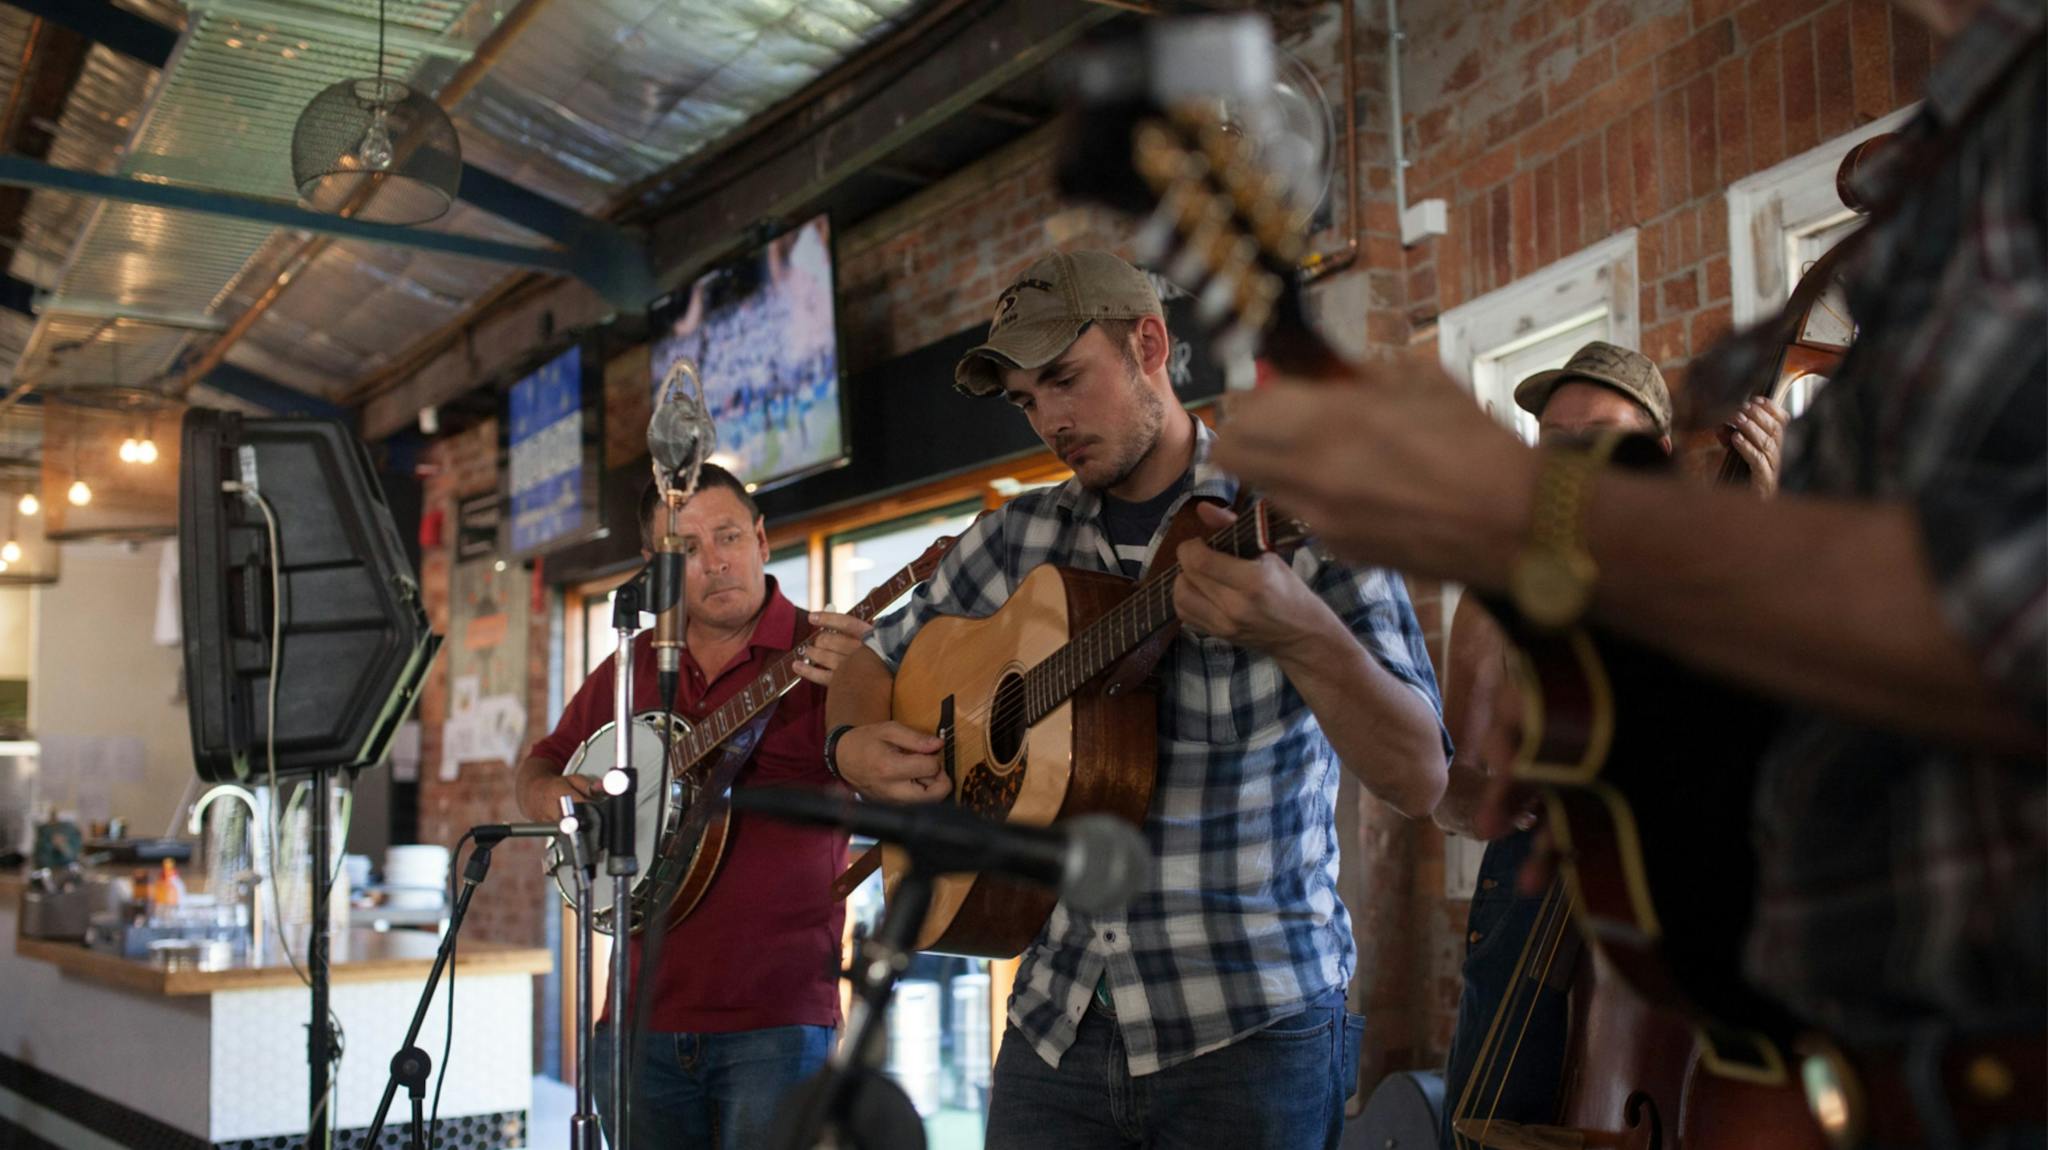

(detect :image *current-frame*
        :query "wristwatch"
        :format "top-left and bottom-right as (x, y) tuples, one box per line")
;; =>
(1508, 443), (1606, 630)
(822, 723), (855, 782)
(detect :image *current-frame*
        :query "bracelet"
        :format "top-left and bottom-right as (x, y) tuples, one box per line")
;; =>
(822, 723), (855, 783)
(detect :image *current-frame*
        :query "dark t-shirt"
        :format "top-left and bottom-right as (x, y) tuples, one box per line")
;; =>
(1099, 475), (1189, 578)
(530, 580), (845, 1034)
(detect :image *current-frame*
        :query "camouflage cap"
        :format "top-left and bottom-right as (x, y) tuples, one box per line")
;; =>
(1513, 340), (1672, 434)
(953, 250), (1163, 398)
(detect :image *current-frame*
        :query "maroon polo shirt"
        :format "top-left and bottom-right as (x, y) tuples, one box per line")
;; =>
(530, 579), (845, 1034)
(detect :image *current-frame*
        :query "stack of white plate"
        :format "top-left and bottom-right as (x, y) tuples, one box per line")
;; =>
(383, 844), (449, 909)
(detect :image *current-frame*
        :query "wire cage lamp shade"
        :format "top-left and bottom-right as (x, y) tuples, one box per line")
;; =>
(292, 76), (461, 225)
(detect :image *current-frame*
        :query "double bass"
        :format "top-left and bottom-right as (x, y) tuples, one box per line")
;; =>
(1448, 136), (1894, 1150)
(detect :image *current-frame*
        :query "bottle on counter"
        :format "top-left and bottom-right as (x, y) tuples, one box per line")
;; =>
(128, 867), (152, 926)
(153, 858), (185, 908)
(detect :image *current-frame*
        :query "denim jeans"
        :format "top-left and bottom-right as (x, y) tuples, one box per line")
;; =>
(589, 1023), (833, 1150)
(984, 987), (1366, 1150)
(1439, 829), (1569, 1149)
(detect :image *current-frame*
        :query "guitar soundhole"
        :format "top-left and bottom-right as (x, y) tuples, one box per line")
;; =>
(988, 671), (1028, 766)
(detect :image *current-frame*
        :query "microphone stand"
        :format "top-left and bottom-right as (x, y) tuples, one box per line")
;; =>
(561, 803), (603, 1150)
(601, 576), (644, 1150)
(362, 836), (505, 1150)
(773, 866), (932, 1150)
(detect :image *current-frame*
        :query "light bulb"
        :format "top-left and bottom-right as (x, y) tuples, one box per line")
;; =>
(119, 438), (138, 463)
(0, 559), (9, 574)
(136, 438), (158, 464)
(16, 492), (36, 516)
(0, 542), (19, 564)
(67, 480), (91, 506)
(357, 107), (394, 171)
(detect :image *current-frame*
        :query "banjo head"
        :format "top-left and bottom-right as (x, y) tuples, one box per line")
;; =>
(548, 710), (692, 934)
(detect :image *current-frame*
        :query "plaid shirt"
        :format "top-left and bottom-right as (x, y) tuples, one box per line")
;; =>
(866, 419), (1445, 1074)
(1742, 0), (2045, 1044)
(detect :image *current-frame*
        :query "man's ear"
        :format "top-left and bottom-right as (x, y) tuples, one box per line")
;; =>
(1135, 314), (1171, 377)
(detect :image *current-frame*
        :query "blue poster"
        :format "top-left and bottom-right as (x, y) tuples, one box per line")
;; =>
(507, 346), (584, 555)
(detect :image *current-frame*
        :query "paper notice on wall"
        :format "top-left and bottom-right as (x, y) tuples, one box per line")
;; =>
(439, 693), (527, 779)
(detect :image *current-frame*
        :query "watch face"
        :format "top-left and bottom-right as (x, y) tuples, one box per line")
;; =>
(1511, 549), (1595, 630)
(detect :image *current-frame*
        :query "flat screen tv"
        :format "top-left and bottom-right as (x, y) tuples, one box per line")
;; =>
(647, 213), (847, 492)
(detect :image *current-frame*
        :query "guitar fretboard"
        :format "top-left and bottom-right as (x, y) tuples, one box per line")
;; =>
(673, 561), (927, 769)
(1017, 502), (1294, 725)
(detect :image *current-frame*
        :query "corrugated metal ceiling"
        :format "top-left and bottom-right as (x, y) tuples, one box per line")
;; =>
(4, 0), (922, 403)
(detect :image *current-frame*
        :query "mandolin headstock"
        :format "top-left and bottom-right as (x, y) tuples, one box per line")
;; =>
(1056, 16), (1349, 385)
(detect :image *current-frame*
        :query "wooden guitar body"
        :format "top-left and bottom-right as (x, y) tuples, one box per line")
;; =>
(885, 563), (1156, 956)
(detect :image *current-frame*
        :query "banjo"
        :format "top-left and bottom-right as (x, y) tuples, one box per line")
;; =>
(550, 533), (958, 935)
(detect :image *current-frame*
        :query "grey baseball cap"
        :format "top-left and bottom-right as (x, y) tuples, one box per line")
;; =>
(1513, 340), (1672, 434)
(953, 250), (1163, 398)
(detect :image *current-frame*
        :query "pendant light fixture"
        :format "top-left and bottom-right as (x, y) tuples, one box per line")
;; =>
(290, 0), (461, 226)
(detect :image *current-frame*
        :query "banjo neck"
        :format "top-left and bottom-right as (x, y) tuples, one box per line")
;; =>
(672, 541), (949, 774)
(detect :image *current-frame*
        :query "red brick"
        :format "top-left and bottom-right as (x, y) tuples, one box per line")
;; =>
(1815, 5), (1856, 138)
(1686, 73), (1718, 198)
(1700, 194), (1729, 256)
(1558, 146), (1583, 254)
(1849, 0), (1892, 122)
(1782, 19), (1819, 157)
(1549, 44), (1615, 107)
(1512, 0), (1555, 45)
(1512, 170), (1539, 274)
(1749, 34), (1785, 172)
(1692, 0), (1746, 26)
(1630, 102), (1660, 221)
(1460, 141), (1520, 191)
(1519, 104), (1587, 166)
(1655, 20), (1734, 90)
(1447, 50), (1484, 94)
(1690, 302), (1734, 350)
(1704, 253), (1731, 301)
(1555, 0), (1595, 20)
(1734, 0), (1813, 46)
(1662, 269), (1701, 311)
(1714, 57), (1751, 181)
(1616, 10), (1691, 67)
(1577, 138), (1606, 247)
(1486, 89), (1548, 147)
(1640, 279), (1660, 325)
(1657, 88), (1689, 213)
(1536, 159), (1560, 266)
(1670, 206), (1700, 269)
(1491, 184), (1514, 288)
(1890, 7), (1930, 105)
(1605, 121), (1634, 229)
(1407, 261), (1438, 306)
(1639, 213), (1666, 279)
(1583, 61), (1656, 128)
(1644, 317), (1688, 364)
(1589, 0), (1633, 43)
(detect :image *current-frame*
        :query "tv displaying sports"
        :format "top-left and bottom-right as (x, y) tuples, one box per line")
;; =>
(648, 213), (846, 491)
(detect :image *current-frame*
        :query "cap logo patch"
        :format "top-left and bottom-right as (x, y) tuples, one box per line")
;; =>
(992, 278), (1055, 331)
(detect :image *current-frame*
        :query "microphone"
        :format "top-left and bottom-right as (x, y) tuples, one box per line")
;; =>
(470, 821), (567, 846)
(648, 358), (717, 496)
(651, 517), (686, 707)
(730, 787), (1151, 917)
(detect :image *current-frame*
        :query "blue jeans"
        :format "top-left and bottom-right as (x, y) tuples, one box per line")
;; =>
(589, 1023), (833, 1150)
(1439, 830), (1570, 1149)
(984, 987), (1366, 1149)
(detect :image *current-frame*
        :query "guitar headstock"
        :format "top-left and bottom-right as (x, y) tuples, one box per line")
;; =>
(1057, 16), (1346, 382)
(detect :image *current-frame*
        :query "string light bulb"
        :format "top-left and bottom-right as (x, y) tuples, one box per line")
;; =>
(119, 437), (139, 463)
(16, 492), (35, 516)
(0, 541), (18, 564)
(67, 480), (91, 506)
(136, 437), (158, 464)
(0, 559), (10, 574)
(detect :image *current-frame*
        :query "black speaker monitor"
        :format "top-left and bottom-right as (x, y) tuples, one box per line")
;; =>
(179, 409), (440, 783)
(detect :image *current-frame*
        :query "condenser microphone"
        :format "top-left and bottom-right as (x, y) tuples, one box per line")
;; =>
(648, 357), (717, 498)
(651, 510), (686, 709)
(731, 787), (1152, 917)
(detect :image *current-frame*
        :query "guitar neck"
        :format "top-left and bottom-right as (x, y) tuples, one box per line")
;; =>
(676, 562), (926, 768)
(1017, 503), (1284, 725)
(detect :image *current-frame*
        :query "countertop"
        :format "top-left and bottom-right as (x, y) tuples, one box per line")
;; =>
(14, 928), (551, 996)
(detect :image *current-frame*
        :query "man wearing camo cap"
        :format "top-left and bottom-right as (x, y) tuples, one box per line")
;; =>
(826, 250), (1451, 1149)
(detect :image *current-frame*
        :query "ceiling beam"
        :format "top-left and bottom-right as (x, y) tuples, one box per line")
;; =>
(0, 153), (585, 275)
(201, 360), (344, 419)
(0, 0), (176, 69)
(648, 0), (1118, 296)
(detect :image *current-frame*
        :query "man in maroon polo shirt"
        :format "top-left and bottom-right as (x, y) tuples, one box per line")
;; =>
(515, 467), (871, 1149)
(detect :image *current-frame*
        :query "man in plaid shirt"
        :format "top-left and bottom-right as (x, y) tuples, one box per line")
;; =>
(826, 251), (1450, 1149)
(1214, 1), (2044, 1146)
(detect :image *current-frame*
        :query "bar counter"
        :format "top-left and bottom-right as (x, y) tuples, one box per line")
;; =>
(1, 888), (551, 1149)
